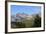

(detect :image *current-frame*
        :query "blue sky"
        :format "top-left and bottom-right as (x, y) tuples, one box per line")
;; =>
(11, 5), (41, 15)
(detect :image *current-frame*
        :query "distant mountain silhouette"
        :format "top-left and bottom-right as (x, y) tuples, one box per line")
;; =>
(11, 12), (41, 22)
(11, 13), (28, 22)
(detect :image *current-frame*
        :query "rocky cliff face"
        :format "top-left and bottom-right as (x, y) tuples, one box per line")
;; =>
(11, 13), (40, 22)
(11, 13), (33, 22)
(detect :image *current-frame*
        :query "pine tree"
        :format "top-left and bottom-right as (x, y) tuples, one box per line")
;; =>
(33, 14), (41, 27)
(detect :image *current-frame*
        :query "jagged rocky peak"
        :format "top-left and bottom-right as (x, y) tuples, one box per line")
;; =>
(16, 13), (29, 17)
